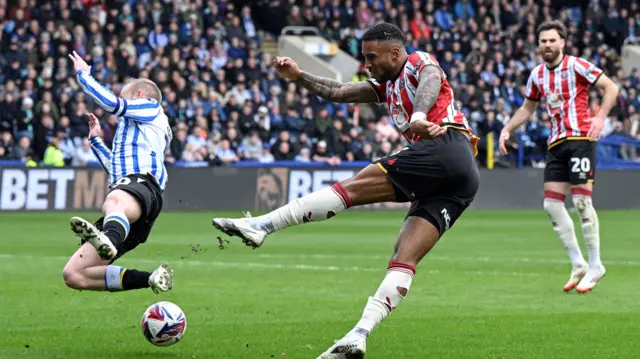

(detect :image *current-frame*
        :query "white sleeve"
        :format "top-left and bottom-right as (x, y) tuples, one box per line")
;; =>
(76, 70), (161, 122)
(89, 136), (112, 174)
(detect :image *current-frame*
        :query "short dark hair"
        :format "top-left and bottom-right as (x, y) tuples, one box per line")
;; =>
(362, 22), (406, 44)
(536, 20), (567, 40)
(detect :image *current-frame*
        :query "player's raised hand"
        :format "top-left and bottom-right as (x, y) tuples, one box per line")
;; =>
(87, 113), (103, 139)
(586, 115), (604, 141)
(68, 51), (91, 73)
(272, 56), (302, 81)
(499, 129), (510, 155)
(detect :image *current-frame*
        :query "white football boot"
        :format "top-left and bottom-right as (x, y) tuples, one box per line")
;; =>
(212, 212), (268, 248)
(576, 265), (606, 293)
(70, 216), (117, 260)
(563, 264), (587, 292)
(316, 330), (367, 359)
(149, 264), (174, 294)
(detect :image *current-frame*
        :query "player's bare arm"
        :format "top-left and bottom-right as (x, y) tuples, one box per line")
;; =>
(409, 65), (447, 139)
(499, 98), (539, 154)
(273, 56), (379, 103)
(296, 71), (379, 103)
(587, 74), (620, 140)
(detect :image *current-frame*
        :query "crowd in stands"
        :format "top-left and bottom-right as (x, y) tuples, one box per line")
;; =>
(0, 0), (639, 168)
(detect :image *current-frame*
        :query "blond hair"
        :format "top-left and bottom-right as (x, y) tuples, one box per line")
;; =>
(123, 78), (162, 102)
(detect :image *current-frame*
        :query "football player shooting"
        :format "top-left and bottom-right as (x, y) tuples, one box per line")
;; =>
(213, 23), (480, 359)
(499, 21), (619, 293)
(62, 51), (173, 295)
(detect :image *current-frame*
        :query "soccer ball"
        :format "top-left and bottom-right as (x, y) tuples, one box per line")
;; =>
(141, 301), (187, 346)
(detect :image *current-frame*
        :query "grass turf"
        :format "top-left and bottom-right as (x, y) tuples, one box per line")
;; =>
(0, 210), (638, 359)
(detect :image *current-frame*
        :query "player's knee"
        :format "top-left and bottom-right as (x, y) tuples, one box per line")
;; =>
(543, 191), (566, 214)
(103, 191), (141, 222)
(62, 267), (87, 290)
(543, 198), (561, 214)
(571, 188), (593, 216)
(102, 194), (121, 214)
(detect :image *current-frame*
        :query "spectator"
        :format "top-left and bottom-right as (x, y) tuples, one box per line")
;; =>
(294, 147), (312, 162)
(71, 138), (95, 167)
(0, 131), (15, 159)
(258, 144), (275, 163)
(242, 131), (263, 161)
(0, 0), (636, 171)
(43, 138), (64, 167)
(216, 139), (239, 163)
(313, 140), (341, 166)
(273, 141), (296, 161)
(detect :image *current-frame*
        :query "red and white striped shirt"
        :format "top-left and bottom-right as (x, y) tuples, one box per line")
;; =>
(525, 55), (603, 147)
(366, 51), (478, 154)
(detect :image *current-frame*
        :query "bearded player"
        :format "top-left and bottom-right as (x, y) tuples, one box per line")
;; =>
(213, 23), (480, 358)
(500, 21), (619, 294)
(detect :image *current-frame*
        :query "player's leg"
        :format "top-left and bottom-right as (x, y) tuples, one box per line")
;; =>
(70, 189), (141, 260)
(568, 142), (605, 293)
(318, 131), (479, 358)
(67, 175), (173, 293)
(212, 163), (396, 248)
(62, 241), (171, 293)
(317, 197), (471, 359)
(542, 147), (588, 292)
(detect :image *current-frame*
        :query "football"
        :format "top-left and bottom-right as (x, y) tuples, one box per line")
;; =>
(141, 301), (187, 346)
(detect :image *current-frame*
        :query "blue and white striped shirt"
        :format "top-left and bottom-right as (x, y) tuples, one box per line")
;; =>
(78, 70), (172, 191)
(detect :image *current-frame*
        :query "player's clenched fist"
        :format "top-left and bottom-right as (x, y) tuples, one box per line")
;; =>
(272, 56), (302, 81)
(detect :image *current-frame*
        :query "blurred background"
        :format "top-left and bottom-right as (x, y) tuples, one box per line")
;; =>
(0, 0), (638, 172)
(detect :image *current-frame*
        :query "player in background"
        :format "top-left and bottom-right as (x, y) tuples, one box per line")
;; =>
(61, 51), (174, 295)
(213, 23), (480, 359)
(499, 21), (619, 293)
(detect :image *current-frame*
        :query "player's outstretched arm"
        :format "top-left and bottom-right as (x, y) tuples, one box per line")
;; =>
(499, 98), (538, 154)
(69, 52), (161, 122)
(409, 65), (447, 139)
(86, 112), (112, 175)
(273, 57), (379, 104)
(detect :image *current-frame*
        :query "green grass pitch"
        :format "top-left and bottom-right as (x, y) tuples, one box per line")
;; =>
(1, 210), (639, 359)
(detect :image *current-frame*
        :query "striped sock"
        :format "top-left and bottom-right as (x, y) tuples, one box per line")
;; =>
(105, 266), (151, 291)
(103, 212), (130, 247)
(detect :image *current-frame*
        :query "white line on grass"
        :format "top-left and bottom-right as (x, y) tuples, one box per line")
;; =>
(0, 253), (539, 277)
(255, 253), (640, 266)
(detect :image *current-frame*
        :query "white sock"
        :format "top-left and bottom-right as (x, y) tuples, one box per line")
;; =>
(543, 192), (586, 268)
(572, 190), (602, 268)
(105, 265), (125, 291)
(253, 183), (351, 234)
(353, 261), (415, 337)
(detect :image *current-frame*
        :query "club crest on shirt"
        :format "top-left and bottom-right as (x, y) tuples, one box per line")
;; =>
(390, 106), (407, 126)
(547, 90), (564, 109)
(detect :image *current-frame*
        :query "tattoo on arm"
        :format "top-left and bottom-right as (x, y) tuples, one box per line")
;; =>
(295, 72), (379, 104)
(413, 65), (443, 114)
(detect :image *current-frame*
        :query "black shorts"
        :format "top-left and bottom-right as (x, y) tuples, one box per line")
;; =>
(544, 139), (596, 185)
(86, 173), (164, 263)
(375, 129), (480, 236)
